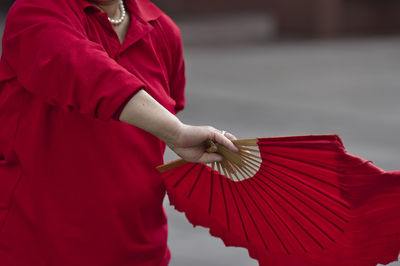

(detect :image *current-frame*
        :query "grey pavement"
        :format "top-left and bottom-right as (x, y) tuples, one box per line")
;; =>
(1, 11), (399, 266)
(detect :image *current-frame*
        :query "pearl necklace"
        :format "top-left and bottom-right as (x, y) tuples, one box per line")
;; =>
(108, 0), (126, 26)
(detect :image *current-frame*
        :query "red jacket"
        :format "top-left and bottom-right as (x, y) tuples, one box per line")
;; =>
(0, 0), (185, 265)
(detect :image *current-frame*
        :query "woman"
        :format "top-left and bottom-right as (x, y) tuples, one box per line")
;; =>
(0, 0), (237, 265)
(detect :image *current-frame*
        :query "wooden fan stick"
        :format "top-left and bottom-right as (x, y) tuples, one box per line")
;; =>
(222, 160), (235, 178)
(240, 159), (261, 173)
(230, 160), (245, 177)
(221, 163), (231, 180)
(241, 157), (260, 175)
(226, 160), (238, 173)
(211, 162), (216, 172)
(239, 149), (261, 160)
(223, 150), (254, 180)
(216, 161), (242, 182)
(240, 162), (256, 179)
(232, 138), (259, 147)
(239, 151), (262, 164)
(234, 162), (251, 181)
(157, 158), (188, 173)
(240, 155), (262, 173)
(239, 152), (262, 169)
(238, 149), (262, 175)
(214, 154), (250, 181)
(228, 153), (262, 181)
(239, 146), (260, 153)
(227, 164), (241, 182)
(227, 154), (252, 178)
(232, 169), (243, 183)
(216, 144), (245, 167)
(216, 161), (223, 177)
(220, 159), (241, 181)
(221, 162), (234, 181)
(229, 162), (243, 182)
(225, 159), (243, 182)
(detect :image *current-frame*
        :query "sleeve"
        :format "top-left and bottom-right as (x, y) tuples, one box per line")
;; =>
(2, 2), (145, 121)
(156, 15), (186, 114)
(169, 34), (186, 114)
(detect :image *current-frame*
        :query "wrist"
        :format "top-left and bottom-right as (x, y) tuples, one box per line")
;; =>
(161, 118), (185, 148)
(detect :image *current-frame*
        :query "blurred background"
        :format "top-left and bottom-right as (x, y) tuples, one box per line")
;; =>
(1, 0), (400, 265)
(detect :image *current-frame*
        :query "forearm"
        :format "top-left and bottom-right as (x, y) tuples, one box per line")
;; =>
(119, 89), (183, 144)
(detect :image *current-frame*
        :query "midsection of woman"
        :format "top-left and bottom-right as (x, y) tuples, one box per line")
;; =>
(0, 0), (185, 265)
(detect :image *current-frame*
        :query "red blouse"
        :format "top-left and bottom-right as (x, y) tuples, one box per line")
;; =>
(0, 0), (185, 265)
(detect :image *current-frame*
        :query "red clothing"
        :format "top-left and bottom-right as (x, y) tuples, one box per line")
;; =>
(0, 0), (185, 265)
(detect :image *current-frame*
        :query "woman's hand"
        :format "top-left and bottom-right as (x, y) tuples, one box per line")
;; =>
(166, 124), (238, 163)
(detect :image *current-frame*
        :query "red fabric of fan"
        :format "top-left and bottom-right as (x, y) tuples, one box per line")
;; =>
(158, 135), (400, 266)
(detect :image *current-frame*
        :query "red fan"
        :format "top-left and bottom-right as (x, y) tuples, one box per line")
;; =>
(157, 135), (400, 266)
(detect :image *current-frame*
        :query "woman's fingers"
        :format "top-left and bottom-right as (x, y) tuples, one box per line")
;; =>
(224, 132), (237, 141)
(198, 152), (223, 164)
(212, 129), (239, 153)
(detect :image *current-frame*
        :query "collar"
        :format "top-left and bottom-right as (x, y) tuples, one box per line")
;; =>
(81, 0), (163, 22)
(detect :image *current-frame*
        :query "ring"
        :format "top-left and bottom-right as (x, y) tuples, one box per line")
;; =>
(221, 130), (227, 136)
